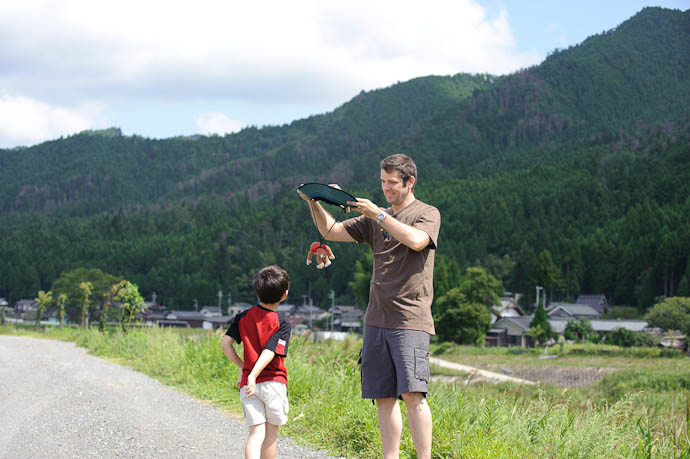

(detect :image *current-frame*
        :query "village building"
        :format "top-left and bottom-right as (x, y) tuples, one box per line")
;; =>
(547, 303), (601, 319)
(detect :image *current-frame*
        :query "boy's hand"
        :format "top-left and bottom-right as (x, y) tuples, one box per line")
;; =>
(245, 375), (257, 397)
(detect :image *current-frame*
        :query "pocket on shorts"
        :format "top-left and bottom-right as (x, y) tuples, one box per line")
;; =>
(414, 348), (430, 382)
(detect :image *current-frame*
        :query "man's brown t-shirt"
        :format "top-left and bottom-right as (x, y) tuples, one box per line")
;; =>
(343, 199), (440, 335)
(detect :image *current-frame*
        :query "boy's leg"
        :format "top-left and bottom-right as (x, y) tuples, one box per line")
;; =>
(401, 392), (432, 459)
(246, 423), (266, 459)
(261, 423), (279, 459)
(376, 397), (402, 459)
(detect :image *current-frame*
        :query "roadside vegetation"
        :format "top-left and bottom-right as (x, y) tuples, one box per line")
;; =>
(3, 324), (689, 458)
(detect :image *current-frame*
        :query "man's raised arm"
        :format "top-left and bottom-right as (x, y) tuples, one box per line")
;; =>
(297, 189), (355, 242)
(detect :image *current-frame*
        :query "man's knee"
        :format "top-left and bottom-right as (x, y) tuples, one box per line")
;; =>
(376, 397), (398, 409)
(401, 392), (426, 406)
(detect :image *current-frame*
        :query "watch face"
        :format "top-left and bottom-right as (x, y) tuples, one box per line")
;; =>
(377, 212), (386, 221)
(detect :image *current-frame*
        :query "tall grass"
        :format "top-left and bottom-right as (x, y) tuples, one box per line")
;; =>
(3, 324), (689, 458)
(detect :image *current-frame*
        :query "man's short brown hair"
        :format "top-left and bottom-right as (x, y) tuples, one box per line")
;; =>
(380, 154), (417, 188)
(253, 265), (290, 304)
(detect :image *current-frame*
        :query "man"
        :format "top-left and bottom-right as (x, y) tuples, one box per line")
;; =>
(298, 154), (440, 459)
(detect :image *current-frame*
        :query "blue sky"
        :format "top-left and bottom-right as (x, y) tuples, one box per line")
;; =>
(0, 0), (687, 149)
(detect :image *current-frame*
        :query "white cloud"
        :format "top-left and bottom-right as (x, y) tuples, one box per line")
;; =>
(0, 0), (543, 147)
(0, 94), (102, 148)
(195, 112), (245, 136)
(0, 0), (538, 102)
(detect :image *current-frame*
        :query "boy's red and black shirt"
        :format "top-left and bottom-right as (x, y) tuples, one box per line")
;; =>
(226, 305), (291, 387)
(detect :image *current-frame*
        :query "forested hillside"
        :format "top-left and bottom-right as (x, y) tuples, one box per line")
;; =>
(1, 7), (688, 313)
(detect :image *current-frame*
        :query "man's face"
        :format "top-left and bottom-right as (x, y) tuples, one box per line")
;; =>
(380, 169), (413, 205)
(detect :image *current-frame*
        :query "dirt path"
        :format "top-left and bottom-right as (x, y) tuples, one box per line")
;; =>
(430, 357), (536, 385)
(0, 335), (340, 459)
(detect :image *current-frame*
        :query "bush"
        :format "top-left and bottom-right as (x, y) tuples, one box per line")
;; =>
(634, 332), (660, 347)
(610, 328), (636, 347)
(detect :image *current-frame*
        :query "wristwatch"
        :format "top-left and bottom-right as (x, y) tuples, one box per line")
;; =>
(376, 212), (387, 224)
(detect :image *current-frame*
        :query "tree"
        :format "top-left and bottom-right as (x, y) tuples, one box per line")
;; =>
(79, 281), (93, 328)
(34, 290), (53, 330)
(610, 327), (636, 347)
(563, 318), (593, 343)
(529, 297), (554, 345)
(644, 297), (690, 335)
(56, 293), (67, 329)
(348, 251), (372, 310)
(99, 286), (114, 332)
(433, 254), (462, 304)
(525, 325), (545, 347)
(434, 288), (492, 344)
(510, 242), (537, 308)
(112, 280), (145, 332)
(532, 249), (562, 305)
(481, 253), (515, 288)
(457, 267), (502, 308)
(433, 267), (500, 344)
(677, 259), (690, 297)
(51, 268), (120, 324)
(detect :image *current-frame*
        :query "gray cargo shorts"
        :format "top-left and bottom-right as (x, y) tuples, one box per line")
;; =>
(360, 325), (430, 399)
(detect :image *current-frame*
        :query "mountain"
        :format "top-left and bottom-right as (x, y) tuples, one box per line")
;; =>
(1, 7), (688, 312)
(0, 74), (494, 215)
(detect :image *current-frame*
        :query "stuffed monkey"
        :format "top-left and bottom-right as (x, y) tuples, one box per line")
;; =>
(306, 242), (335, 269)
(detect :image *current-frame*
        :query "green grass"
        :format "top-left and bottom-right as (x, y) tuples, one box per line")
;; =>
(3, 324), (690, 458)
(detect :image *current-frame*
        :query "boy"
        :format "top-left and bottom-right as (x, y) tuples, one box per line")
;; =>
(221, 265), (292, 459)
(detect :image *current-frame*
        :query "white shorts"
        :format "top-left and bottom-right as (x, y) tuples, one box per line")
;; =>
(240, 381), (289, 426)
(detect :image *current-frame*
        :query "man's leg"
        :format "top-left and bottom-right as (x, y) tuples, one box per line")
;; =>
(245, 423), (266, 459)
(376, 397), (402, 459)
(401, 392), (432, 459)
(261, 423), (279, 459)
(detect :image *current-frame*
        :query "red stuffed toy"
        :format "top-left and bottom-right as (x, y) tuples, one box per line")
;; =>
(306, 242), (335, 269)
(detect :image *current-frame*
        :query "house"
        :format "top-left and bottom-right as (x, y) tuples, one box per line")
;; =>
(202, 315), (232, 330)
(547, 303), (601, 319)
(487, 316), (649, 348)
(491, 297), (525, 323)
(298, 303), (326, 319)
(487, 317), (534, 347)
(228, 302), (252, 317)
(576, 294), (608, 314)
(659, 331), (686, 350)
(200, 306), (222, 317)
(584, 319), (649, 333)
(330, 305), (363, 332)
(141, 302), (170, 326)
(163, 310), (207, 328)
(338, 310), (363, 332)
(277, 303), (297, 321)
(14, 299), (38, 314)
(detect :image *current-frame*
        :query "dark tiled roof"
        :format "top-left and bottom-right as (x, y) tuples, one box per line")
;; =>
(576, 294), (608, 313)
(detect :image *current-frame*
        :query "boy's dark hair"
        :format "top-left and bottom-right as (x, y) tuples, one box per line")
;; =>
(380, 154), (417, 189)
(253, 265), (290, 304)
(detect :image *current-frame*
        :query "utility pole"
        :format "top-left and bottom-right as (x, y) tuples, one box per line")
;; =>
(217, 290), (222, 309)
(328, 290), (335, 331)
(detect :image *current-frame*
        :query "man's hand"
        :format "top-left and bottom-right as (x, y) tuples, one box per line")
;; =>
(348, 198), (384, 220)
(297, 183), (342, 202)
(297, 188), (311, 202)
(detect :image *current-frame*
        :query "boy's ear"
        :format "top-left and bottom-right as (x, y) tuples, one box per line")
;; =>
(280, 290), (289, 302)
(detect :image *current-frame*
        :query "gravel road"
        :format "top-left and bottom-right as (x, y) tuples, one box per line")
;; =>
(0, 335), (342, 459)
